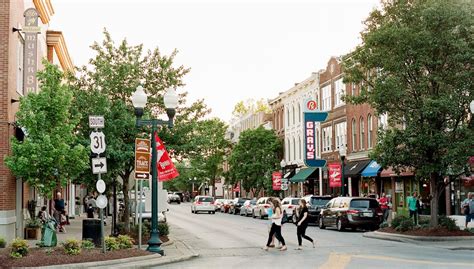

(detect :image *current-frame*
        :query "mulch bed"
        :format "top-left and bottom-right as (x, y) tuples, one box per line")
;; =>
(0, 235), (169, 269)
(379, 227), (474, 237)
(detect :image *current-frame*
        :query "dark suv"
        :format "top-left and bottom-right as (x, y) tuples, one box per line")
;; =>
(294, 195), (332, 224)
(319, 197), (383, 231)
(230, 198), (250, 215)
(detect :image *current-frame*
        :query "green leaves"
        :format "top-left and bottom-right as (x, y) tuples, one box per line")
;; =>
(5, 62), (89, 197)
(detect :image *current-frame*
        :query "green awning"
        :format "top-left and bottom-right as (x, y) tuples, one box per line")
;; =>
(290, 167), (318, 183)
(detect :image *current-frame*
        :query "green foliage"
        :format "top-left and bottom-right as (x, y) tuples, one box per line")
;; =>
(232, 99), (271, 117)
(158, 222), (169, 236)
(342, 0), (474, 227)
(228, 127), (282, 195)
(104, 236), (120, 251)
(81, 239), (95, 250)
(438, 216), (459, 231)
(395, 219), (415, 232)
(379, 222), (389, 229)
(10, 238), (29, 258)
(117, 235), (133, 249)
(25, 218), (42, 228)
(466, 228), (474, 234)
(5, 62), (88, 197)
(0, 236), (6, 248)
(62, 239), (81, 255)
(391, 215), (411, 229)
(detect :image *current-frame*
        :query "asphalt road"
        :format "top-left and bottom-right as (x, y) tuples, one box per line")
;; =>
(155, 203), (473, 269)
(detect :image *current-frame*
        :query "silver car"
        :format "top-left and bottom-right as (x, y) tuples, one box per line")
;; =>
(240, 200), (257, 216)
(253, 197), (273, 219)
(191, 196), (216, 214)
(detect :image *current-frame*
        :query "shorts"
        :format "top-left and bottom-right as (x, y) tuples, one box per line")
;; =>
(466, 213), (474, 223)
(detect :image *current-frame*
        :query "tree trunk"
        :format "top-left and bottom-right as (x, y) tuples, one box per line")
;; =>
(430, 172), (439, 227)
(121, 171), (132, 233)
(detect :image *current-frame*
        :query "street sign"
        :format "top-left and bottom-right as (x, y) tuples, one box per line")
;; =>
(304, 111), (328, 167)
(135, 138), (151, 152)
(90, 131), (106, 154)
(135, 152), (151, 174)
(96, 179), (106, 193)
(92, 157), (107, 174)
(135, 172), (150, 180)
(89, 116), (105, 129)
(96, 194), (108, 209)
(281, 183), (288, 191)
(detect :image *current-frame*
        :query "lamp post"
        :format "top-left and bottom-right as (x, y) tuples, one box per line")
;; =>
(131, 85), (178, 254)
(339, 146), (346, 197)
(280, 159), (286, 198)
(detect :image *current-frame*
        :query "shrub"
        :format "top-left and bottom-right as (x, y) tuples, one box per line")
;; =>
(418, 216), (430, 226)
(25, 218), (42, 229)
(158, 222), (169, 236)
(81, 239), (95, 250)
(117, 235), (133, 249)
(379, 222), (389, 229)
(391, 215), (411, 229)
(0, 236), (6, 248)
(438, 215), (459, 231)
(466, 228), (474, 234)
(62, 239), (81, 255)
(10, 238), (29, 258)
(104, 236), (120, 251)
(395, 218), (415, 232)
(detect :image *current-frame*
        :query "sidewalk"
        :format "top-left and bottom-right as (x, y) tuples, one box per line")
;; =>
(25, 214), (198, 268)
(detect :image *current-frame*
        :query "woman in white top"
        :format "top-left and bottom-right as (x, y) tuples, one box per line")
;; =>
(263, 199), (287, 251)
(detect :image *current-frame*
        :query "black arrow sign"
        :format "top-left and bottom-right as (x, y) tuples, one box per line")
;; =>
(94, 162), (105, 169)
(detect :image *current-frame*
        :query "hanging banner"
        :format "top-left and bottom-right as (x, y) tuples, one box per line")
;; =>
(272, 171), (282, 191)
(328, 163), (342, 187)
(155, 132), (179, 181)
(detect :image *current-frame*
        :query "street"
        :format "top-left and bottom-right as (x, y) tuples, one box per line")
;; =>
(157, 203), (474, 269)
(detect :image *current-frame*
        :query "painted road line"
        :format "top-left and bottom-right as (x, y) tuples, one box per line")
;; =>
(318, 252), (352, 269)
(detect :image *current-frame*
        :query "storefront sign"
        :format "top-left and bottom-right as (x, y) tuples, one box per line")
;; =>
(395, 181), (404, 193)
(23, 8), (40, 93)
(303, 105), (328, 167)
(328, 163), (342, 187)
(272, 171), (282, 191)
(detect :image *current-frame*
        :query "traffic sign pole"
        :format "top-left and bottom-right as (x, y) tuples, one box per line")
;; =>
(99, 172), (105, 254)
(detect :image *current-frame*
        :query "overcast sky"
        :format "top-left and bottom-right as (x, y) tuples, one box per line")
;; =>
(51, 0), (380, 122)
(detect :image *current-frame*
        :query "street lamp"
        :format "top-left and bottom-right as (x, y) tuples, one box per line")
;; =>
(280, 159), (286, 198)
(470, 100), (474, 114)
(339, 146), (346, 197)
(131, 85), (178, 255)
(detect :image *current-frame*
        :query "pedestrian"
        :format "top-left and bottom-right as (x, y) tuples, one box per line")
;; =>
(378, 193), (389, 223)
(266, 198), (278, 248)
(86, 195), (96, 219)
(416, 195), (423, 215)
(263, 199), (287, 251)
(407, 191), (418, 225)
(461, 192), (474, 229)
(37, 206), (50, 224)
(54, 192), (67, 233)
(295, 199), (315, 250)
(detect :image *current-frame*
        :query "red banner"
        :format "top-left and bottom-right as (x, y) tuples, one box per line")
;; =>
(329, 163), (342, 187)
(155, 132), (179, 181)
(272, 171), (282, 191)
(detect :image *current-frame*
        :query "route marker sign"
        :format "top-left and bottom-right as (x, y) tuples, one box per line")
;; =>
(90, 131), (106, 154)
(92, 157), (107, 174)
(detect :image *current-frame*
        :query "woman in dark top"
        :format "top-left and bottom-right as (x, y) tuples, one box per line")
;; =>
(295, 199), (314, 250)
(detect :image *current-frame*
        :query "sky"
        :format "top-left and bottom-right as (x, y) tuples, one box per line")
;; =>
(50, 0), (380, 122)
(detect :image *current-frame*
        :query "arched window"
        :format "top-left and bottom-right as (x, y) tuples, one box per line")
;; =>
(359, 117), (365, 150)
(286, 138), (290, 161)
(298, 136), (302, 160)
(352, 119), (357, 152)
(286, 108), (290, 127)
(292, 105), (295, 125)
(368, 114), (373, 149)
(297, 104), (301, 123)
(293, 137), (296, 161)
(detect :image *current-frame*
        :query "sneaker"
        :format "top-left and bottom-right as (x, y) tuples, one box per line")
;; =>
(280, 246), (287, 251)
(295, 246), (303, 250)
(268, 244), (275, 248)
(276, 245), (282, 249)
(262, 246), (269, 251)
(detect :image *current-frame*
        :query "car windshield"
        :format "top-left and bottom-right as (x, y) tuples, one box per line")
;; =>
(198, 197), (213, 202)
(291, 199), (300, 205)
(250, 201), (256, 205)
(350, 199), (378, 209)
(310, 197), (331, 206)
(238, 198), (249, 203)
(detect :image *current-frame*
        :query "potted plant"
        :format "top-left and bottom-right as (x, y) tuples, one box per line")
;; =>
(25, 218), (42, 240)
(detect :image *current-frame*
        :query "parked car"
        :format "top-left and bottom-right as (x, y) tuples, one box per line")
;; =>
(229, 198), (251, 215)
(191, 196), (216, 214)
(253, 197), (275, 219)
(215, 199), (226, 211)
(174, 192), (184, 202)
(221, 199), (233, 213)
(319, 197), (383, 231)
(281, 197), (300, 221)
(240, 200), (257, 216)
(167, 193), (181, 204)
(295, 195), (332, 224)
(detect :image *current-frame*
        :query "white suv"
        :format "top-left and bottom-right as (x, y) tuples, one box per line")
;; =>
(281, 197), (301, 221)
(191, 196), (216, 214)
(253, 197), (277, 219)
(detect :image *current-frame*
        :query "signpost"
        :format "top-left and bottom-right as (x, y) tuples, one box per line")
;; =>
(281, 178), (289, 191)
(303, 99), (328, 168)
(89, 116), (107, 253)
(134, 138), (151, 249)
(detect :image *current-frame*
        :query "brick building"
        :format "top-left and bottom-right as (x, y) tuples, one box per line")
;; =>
(0, 0), (73, 242)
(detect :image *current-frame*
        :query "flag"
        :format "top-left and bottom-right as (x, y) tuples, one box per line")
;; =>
(154, 132), (179, 181)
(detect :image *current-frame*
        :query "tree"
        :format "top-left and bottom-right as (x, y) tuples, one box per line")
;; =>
(69, 30), (190, 232)
(232, 98), (271, 117)
(342, 0), (474, 226)
(5, 62), (89, 198)
(228, 127), (282, 197)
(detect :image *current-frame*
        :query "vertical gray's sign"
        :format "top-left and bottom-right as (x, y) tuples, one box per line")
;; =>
(23, 8), (40, 94)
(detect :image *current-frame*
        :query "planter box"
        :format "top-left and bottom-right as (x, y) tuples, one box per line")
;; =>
(25, 227), (41, 240)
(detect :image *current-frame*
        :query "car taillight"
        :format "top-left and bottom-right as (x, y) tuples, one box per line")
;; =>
(210, 201), (215, 205)
(196, 201), (202, 205)
(347, 210), (360, 215)
(288, 205), (293, 209)
(264, 205), (269, 208)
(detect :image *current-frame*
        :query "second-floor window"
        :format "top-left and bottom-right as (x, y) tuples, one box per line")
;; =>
(322, 85), (331, 111)
(322, 126), (332, 152)
(352, 119), (357, 152)
(335, 121), (346, 150)
(334, 78), (345, 107)
(17, 37), (24, 95)
(359, 117), (365, 150)
(368, 114), (373, 149)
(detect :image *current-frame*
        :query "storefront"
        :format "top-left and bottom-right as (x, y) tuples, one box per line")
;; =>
(290, 167), (319, 197)
(360, 161), (383, 198)
(380, 167), (418, 216)
(344, 160), (371, 197)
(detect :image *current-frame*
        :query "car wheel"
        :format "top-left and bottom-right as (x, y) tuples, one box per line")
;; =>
(212, 211), (216, 214)
(208, 211), (211, 214)
(260, 210), (265, 219)
(252, 210), (256, 218)
(292, 212), (298, 223)
(178, 201), (181, 204)
(336, 218), (345, 231)
(319, 217), (326, 229)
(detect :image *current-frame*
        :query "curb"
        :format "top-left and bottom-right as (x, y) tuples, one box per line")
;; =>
(364, 231), (474, 243)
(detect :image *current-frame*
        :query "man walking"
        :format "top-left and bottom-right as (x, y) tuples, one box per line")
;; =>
(461, 192), (474, 229)
(407, 191), (418, 225)
(379, 193), (389, 223)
